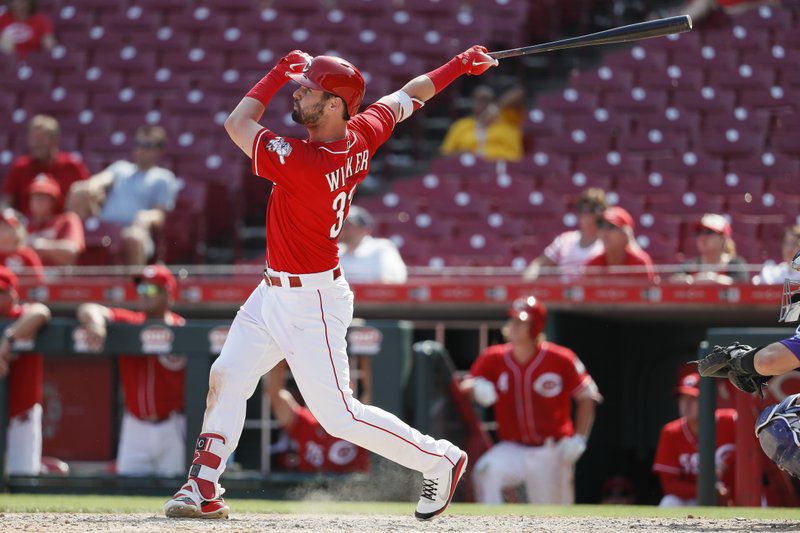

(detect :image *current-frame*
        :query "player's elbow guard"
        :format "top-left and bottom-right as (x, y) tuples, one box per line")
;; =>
(472, 377), (498, 407)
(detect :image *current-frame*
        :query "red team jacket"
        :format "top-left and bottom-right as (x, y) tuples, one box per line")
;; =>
(109, 308), (186, 421)
(653, 409), (737, 500)
(5, 304), (43, 418)
(251, 102), (396, 274)
(285, 405), (369, 473)
(470, 342), (596, 445)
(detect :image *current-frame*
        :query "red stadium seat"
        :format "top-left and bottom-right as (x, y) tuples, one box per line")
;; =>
(679, 45), (737, 71)
(536, 88), (598, 115)
(523, 108), (564, 140)
(604, 87), (668, 114)
(161, 48), (225, 74)
(570, 66), (633, 93)
(78, 218), (124, 266)
(604, 46), (667, 72)
(161, 90), (221, 117)
(428, 155), (494, 179)
(391, 173), (462, 205)
(202, 28), (260, 54)
(168, 5), (226, 33)
(731, 5), (793, 31)
(708, 64), (774, 91)
(704, 25), (770, 53)
(742, 45), (800, 69)
(54, 4), (92, 32)
(129, 27), (192, 53)
(406, 213), (456, 241)
(24, 88), (87, 117)
(537, 128), (611, 156)
(93, 46), (157, 73)
(729, 193), (799, 217)
(617, 129), (688, 158)
(104, 5), (161, 32)
(546, 172), (613, 198)
(504, 151), (570, 179)
(651, 151), (724, 179)
(767, 177), (800, 198)
(637, 65), (704, 92)
(617, 172), (688, 197)
(740, 86), (800, 113)
(562, 107), (631, 138)
(458, 214), (525, 240)
(700, 128), (763, 159)
(691, 173), (765, 197)
(634, 107), (700, 137)
(125, 68), (193, 97)
(501, 189), (567, 218)
(426, 191), (491, 220)
(673, 87), (735, 114)
(335, 0), (391, 17)
(463, 173), (536, 203)
(573, 151), (646, 178)
(729, 151), (800, 178)
(93, 88), (153, 115)
(648, 191), (724, 217)
(59, 67), (123, 94)
(703, 108), (769, 135)
(24, 45), (85, 74)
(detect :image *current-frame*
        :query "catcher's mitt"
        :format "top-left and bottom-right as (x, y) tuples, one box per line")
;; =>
(693, 342), (769, 398)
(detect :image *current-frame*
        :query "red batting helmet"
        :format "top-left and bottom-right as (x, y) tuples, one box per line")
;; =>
(287, 55), (365, 119)
(508, 296), (547, 339)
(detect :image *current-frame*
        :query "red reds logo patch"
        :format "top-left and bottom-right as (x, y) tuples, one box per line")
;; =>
(140, 325), (174, 354)
(533, 372), (563, 398)
(328, 440), (358, 466)
(208, 326), (229, 354)
(347, 326), (383, 356)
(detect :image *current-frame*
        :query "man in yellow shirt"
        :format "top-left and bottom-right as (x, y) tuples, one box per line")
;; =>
(440, 85), (525, 162)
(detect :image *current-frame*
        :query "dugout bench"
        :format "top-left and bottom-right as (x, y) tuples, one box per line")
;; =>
(0, 318), (413, 495)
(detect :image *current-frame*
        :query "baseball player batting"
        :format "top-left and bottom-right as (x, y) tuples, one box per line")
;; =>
(163, 46), (498, 520)
(694, 251), (800, 477)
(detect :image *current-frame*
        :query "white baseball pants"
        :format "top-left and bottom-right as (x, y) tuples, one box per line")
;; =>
(473, 440), (574, 504)
(202, 271), (461, 477)
(117, 410), (185, 476)
(6, 403), (42, 475)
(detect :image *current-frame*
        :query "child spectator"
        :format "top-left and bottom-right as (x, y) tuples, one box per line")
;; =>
(753, 225), (800, 285)
(0, 0), (55, 58)
(584, 206), (655, 282)
(25, 173), (85, 266)
(673, 214), (747, 285)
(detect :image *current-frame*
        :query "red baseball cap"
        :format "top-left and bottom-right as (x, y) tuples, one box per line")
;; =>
(0, 266), (19, 293)
(134, 264), (177, 299)
(602, 206), (635, 230)
(27, 173), (62, 200)
(695, 213), (731, 237)
(676, 372), (701, 397)
(0, 208), (21, 228)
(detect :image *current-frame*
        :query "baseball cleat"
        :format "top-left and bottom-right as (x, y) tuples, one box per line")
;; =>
(414, 451), (468, 521)
(164, 480), (230, 519)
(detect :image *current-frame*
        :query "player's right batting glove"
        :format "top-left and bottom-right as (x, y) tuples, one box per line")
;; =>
(277, 49), (313, 76)
(457, 45), (499, 76)
(694, 342), (769, 398)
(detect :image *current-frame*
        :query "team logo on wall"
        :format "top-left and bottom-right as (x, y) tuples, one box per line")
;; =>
(208, 326), (229, 354)
(533, 372), (563, 398)
(72, 327), (103, 352)
(328, 440), (358, 465)
(347, 326), (383, 355)
(140, 325), (174, 354)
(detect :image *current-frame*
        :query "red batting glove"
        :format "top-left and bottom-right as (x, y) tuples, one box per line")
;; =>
(246, 50), (311, 105)
(458, 45), (499, 76)
(276, 49), (313, 76)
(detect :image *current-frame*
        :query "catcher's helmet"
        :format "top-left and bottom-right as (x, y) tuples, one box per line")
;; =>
(755, 393), (800, 477)
(508, 296), (547, 339)
(287, 55), (365, 119)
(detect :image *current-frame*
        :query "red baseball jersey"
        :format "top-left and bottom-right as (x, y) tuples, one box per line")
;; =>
(3, 152), (89, 215)
(653, 409), (737, 499)
(470, 342), (598, 445)
(285, 405), (369, 473)
(585, 246), (655, 281)
(109, 308), (186, 421)
(0, 12), (53, 58)
(5, 304), (43, 418)
(27, 212), (86, 265)
(251, 102), (396, 274)
(0, 247), (44, 283)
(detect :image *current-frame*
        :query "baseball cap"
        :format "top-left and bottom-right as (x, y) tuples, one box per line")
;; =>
(27, 173), (61, 200)
(602, 206), (634, 230)
(133, 264), (177, 299)
(346, 205), (374, 229)
(696, 213), (731, 237)
(0, 208), (21, 228)
(676, 372), (701, 397)
(0, 266), (19, 293)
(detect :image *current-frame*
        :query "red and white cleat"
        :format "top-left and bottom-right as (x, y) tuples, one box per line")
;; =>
(414, 451), (468, 521)
(164, 479), (230, 519)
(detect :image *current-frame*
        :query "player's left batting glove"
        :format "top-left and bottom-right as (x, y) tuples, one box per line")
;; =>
(277, 49), (313, 76)
(558, 434), (587, 463)
(693, 342), (769, 398)
(457, 45), (499, 76)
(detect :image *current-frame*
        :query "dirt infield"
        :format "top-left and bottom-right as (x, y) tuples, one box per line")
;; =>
(3, 513), (800, 532)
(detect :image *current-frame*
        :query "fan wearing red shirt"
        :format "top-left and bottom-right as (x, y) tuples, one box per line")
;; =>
(653, 373), (737, 506)
(585, 206), (655, 282)
(460, 296), (602, 504)
(0, 265), (51, 475)
(266, 361), (369, 474)
(76, 265), (186, 476)
(0, 209), (44, 283)
(25, 173), (85, 266)
(0, 0), (55, 58)
(165, 46), (498, 520)
(3, 115), (89, 216)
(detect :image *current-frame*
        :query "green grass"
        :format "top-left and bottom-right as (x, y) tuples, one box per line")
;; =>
(2, 495), (800, 519)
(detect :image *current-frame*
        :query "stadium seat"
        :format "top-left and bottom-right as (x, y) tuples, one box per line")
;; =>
(617, 129), (688, 158)
(168, 5), (226, 33)
(104, 5), (161, 32)
(161, 48), (225, 74)
(563, 108), (631, 138)
(93, 46), (158, 73)
(426, 191), (491, 220)
(536, 88), (598, 115)
(604, 46), (667, 72)
(203, 29), (260, 54)
(767, 177), (800, 197)
(604, 87), (668, 114)
(634, 107), (700, 137)
(679, 45), (738, 71)
(59, 67), (123, 94)
(428, 155), (494, 180)
(570, 66), (633, 93)
(729, 192), (796, 217)
(691, 173), (765, 197)
(708, 64), (774, 91)
(126, 68), (193, 97)
(24, 45), (85, 75)
(703, 108), (769, 135)
(742, 45), (800, 69)
(740, 86), (800, 113)
(573, 151), (645, 178)
(637, 65), (704, 92)
(704, 25), (770, 53)
(391, 173), (462, 203)
(546, 172), (613, 198)
(464, 173), (536, 203)
(729, 151), (800, 178)
(161, 91), (221, 117)
(699, 128), (763, 159)
(537, 128), (611, 156)
(78, 218), (124, 266)
(651, 151), (724, 179)
(93, 88), (153, 115)
(523, 108), (564, 140)
(673, 87), (735, 114)
(648, 191), (724, 217)
(617, 172), (688, 198)
(24, 88), (86, 117)
(731, 5), (793, 31)
(505, 151), (570, 178)
(54, 5), (93, 32)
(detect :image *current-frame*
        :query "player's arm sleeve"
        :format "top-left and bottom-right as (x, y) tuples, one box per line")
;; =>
(348, 103), (396, 151)
(251, 128), (302, 184)
(469, 351), (495, 381)
(108, 307), (139, 324)
(562, 350), (602, 402)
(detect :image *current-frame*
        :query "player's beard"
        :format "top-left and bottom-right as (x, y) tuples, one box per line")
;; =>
(292, 100), (327, 127)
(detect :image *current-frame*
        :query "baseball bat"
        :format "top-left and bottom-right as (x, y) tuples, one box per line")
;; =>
(488, 15), (692, 59)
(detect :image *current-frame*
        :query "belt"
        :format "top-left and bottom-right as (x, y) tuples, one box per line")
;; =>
(263, 267), (342, 288)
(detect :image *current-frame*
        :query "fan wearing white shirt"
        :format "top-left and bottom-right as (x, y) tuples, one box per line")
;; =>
(754, 225), (800, 285)
(523, 188), (607, 281)
(338, 206), (408, 284)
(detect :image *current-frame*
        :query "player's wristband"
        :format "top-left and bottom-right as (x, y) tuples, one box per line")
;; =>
(245, 69), (287, 106)
(425, 56), (466, 94)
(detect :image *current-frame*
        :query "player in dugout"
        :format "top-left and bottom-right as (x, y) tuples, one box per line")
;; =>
(76, 265), (187, 476)
(653, 372), (736, 507)
(460, 296), (602, 504)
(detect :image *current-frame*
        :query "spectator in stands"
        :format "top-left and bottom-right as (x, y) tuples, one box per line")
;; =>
(76, 265), (186, 476)
(25, 173), (84, 266)
(584, 206), (655, 282)
(266, 360), (370, 474)
(0, 208), (43, 281)
(0, 265), (51, 475)
(653, 373), (736, 507)
(650, 0), (777, 25)
(338, 206), (407, 284)
(672, 214), (747, 285)
(461, 296), (602, 504)
(2, 114), (89, 217)
(523, 188), (607, 281)
(440, 85), (525, 162)
(0, 0), (55, 58)
(67, 126), (178, 266)
(753, 225), (800, 285)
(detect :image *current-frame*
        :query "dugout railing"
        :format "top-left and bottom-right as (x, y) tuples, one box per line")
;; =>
(0, 318), (412, 495)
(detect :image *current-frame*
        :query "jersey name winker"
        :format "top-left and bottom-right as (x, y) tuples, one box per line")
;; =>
(325, 150), (369, 192)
